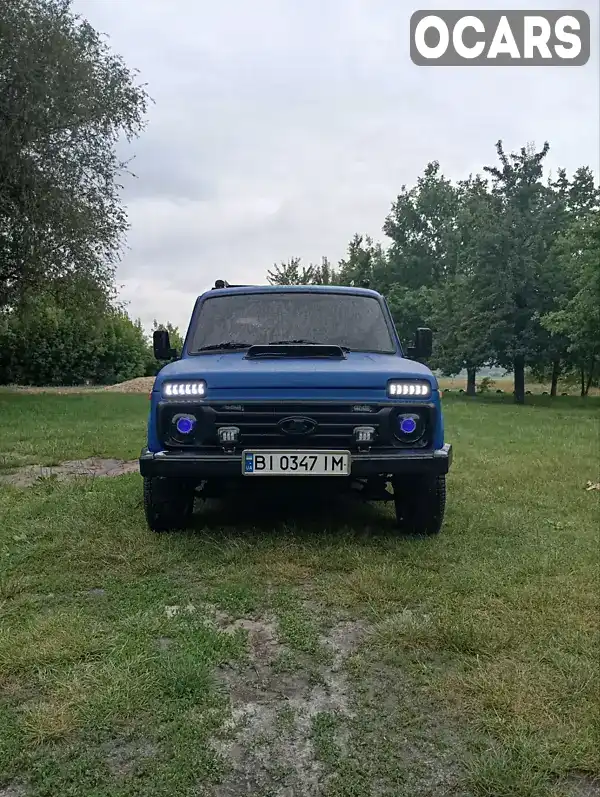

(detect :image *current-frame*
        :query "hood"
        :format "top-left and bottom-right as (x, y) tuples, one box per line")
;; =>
(154, 351), (437, 390)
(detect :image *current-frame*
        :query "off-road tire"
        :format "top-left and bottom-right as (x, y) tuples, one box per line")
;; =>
(143, 476), (195, 532)
(393, 474), (446, 535)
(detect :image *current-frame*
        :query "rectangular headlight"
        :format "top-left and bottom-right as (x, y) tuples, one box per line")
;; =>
(387, 380), (431, 398)
(162, 380), (206, 398)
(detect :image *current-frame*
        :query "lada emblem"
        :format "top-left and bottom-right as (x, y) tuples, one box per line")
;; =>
(278, 416), (317, 436)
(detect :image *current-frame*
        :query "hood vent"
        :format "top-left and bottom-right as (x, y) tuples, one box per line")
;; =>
(245, 344), (346, 359)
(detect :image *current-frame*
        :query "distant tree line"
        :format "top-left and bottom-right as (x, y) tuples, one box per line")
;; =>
(0, 0), (189, 386)
(267, 141), (600, 403)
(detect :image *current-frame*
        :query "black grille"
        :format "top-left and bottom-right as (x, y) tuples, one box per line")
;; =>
(213, 403), (381, 449)
(158, 401), (435, 451)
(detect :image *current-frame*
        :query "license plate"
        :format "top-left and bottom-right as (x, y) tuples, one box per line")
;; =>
(242, 450), (350, 476)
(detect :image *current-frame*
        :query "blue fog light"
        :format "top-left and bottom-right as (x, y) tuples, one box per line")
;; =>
(400, 417), (417, 435)
(176, 416), (195, 435)
(396, 413), (424, 443)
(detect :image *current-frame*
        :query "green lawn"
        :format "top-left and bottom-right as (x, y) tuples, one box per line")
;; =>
(0, 393), (149, 470)
(0, 393), (598, 797)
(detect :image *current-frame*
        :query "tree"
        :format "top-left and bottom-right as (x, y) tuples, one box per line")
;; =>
(151, 320), (184, 352)
(383, 161), (461, 291)
(378, 162), (480, 383)
(533, 166), (600, 395)
(267, 257), (318, 285)
(336, 234), (387, 288)
(312, 256), (338, 285)
(478, 140), (561, 404)
(267, 256), (337, 286)
(0, 0), (149, 310)
(94, 311), (149, 385)
(145, 319), (185, 375)
(428, 175), (498, 394)
(541, 212), (600, 396)
(377, 164), (497, 391)
(430, 279), (492, 396)
(386, 284), (434, 354)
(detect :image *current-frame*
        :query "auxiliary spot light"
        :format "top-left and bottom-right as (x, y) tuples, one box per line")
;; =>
(354, 426), (375, 451)
(218, 426), (240, 445)
(354, 426), (375, 443)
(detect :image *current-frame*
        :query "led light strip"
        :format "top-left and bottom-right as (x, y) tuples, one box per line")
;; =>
(163, 381), (206, 397)
(388, 381), (431, 397)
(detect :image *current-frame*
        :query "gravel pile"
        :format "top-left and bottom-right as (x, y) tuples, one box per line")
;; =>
(102, 376), (155, 393)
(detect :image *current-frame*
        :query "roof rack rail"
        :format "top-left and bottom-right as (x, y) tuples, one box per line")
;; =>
(212, 280), (253, 290)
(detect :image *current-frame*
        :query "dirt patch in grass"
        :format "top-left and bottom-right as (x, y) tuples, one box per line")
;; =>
(0, 786), (27, 797)
(222, 617), (282, 662)
(557, 772), (600, 797)
(154, 636), (174, 652)
(104, 739), (158, 777)
(0, 458), (139, 487)
(211, 614), (368, 796)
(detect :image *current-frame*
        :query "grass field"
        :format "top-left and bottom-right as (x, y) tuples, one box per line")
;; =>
(0, 392), (598, 797)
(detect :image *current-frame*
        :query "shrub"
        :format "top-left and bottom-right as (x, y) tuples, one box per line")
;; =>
(477, 376), (496, 394)
(0, 301), (150, 386)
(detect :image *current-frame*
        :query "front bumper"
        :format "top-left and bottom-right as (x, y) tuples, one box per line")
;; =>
(139, 444), (452, 479)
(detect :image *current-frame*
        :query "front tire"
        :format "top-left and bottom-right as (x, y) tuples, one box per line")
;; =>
(393, 474), (446, 535)
(143, 476), (195, 532)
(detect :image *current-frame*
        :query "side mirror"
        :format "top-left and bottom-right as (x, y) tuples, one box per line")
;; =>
(153, 329), (177, 360)
(406, 328), (432, 360)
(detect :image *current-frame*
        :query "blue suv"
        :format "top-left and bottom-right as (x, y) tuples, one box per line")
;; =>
(139, 281), (452, 534)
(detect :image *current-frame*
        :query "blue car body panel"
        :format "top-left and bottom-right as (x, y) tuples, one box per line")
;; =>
(152, 352), (436, 389)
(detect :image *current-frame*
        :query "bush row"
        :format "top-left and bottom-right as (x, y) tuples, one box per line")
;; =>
(0, 304), (162, 386)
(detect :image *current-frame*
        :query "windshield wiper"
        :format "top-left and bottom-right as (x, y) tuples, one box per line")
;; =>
(268, 339), (350, 351)
(196, 341), (251, 352)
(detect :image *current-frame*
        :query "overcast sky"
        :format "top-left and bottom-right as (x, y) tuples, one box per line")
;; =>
(73, 0), (599, 333)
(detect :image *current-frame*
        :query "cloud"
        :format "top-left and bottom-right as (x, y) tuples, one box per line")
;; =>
(74, 0), (600, 332)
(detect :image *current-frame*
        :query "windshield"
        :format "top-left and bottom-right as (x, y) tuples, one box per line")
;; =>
(188, 292), (397, 354)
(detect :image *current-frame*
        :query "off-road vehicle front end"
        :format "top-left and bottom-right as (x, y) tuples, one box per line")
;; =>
(139, 283), (452, 533)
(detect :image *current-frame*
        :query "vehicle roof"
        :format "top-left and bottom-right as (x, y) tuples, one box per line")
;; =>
(200, 284), (383, 299)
